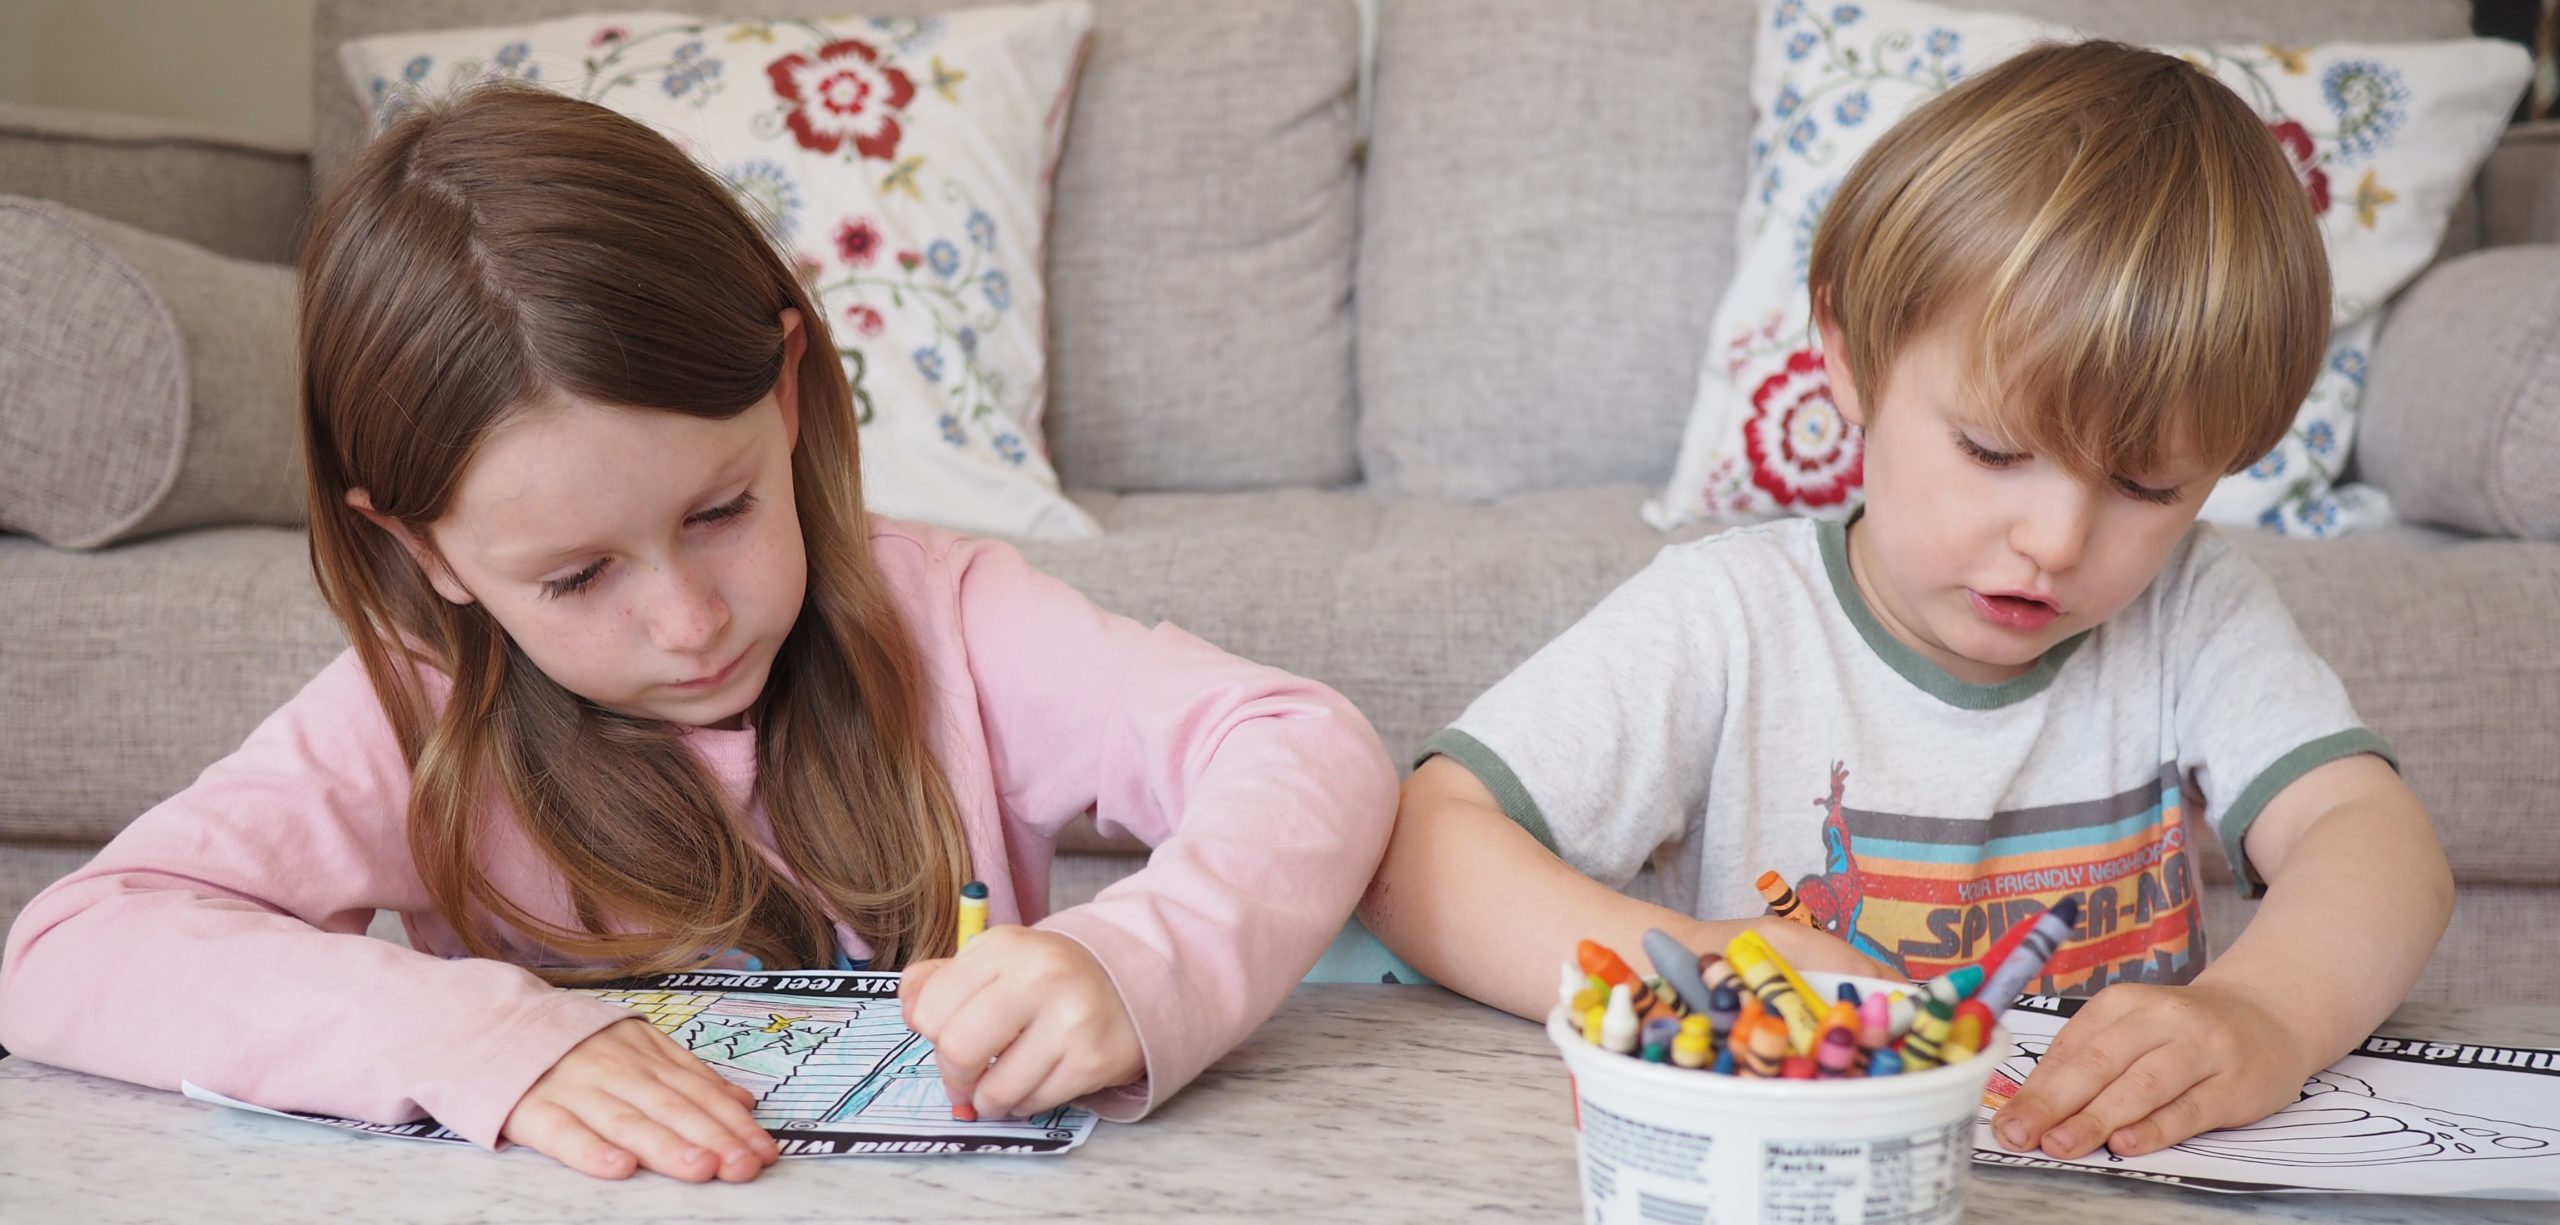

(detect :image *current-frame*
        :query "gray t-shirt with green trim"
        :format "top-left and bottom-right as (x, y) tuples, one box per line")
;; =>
(1425, 516), (2390, 995)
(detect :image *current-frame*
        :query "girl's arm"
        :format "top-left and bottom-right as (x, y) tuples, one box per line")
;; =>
(931, 537), (1400, 1119)
(0, 651), (631, 1149)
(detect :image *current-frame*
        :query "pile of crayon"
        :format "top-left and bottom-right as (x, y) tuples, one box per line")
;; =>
(1553, 897), (2079, 1080)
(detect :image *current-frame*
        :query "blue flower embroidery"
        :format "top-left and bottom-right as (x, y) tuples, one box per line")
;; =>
(2322, 61), (2408, 163)
(1773, 0), (1806, 28)
(1834, 91), (1870, 127)
(914, 347), (945, 384)
(2298, 496), (2341, 534)
(982, 269), (1012, 311)
(939, 413), (966, 446)
(1926, 28), (1959, 57)
(927, 240), (961, 277)
(993, 432), (1026, 465)
(2248, 448), (2288, 479)
(1786, 116), (1819, 155)
(967, 210), (997, 252)
(403, 55), (432, 84)
(2330, 348), (2367, 386)
(493, 41), (531, 70)
(723, 160), (802, 243)
(2304, 421), (2337, 458)
(1774, 86), (1803, 121)
(1758, 166), (1783, 209)
(1831, 5), (1863, 24)
(1786, 31), (1819, 62)
(956, 326), (978, 357)
(662, 40), (722, 100)
(1792, 183), (1836, 283)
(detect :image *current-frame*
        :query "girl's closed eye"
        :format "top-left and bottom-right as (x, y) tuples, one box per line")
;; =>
(539, 492), (759, 600)
(2112, 476), (2183, 506)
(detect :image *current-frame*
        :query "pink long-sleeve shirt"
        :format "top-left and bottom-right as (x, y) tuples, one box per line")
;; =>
(0, 520), (1398, 1148)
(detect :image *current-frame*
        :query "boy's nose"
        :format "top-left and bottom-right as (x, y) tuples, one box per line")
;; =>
(2010, 485), (2094, 575)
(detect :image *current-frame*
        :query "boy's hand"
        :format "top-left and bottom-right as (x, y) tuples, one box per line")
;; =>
(1991, 979), (2316, 1159)
(501, 1016), (780, 1182)
(901, 926), (1144, 1120)
(1719, 915), (1904, 984)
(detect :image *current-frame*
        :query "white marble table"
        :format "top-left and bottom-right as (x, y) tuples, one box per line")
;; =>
(3, 985), (2555, 1223)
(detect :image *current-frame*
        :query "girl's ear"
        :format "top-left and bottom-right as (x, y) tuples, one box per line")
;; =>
(775, 308), (806, 450)
(344, 488), (477, 606)
(1812, 294), (1868, 431)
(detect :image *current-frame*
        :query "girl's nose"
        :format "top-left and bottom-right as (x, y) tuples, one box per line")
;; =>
(649, 561), (732, 654)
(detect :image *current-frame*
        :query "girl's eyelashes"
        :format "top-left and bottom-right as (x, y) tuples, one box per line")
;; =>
(689, 490), (757, 526)
(542, 559), (606, 600)
(536, 491), (756, 601)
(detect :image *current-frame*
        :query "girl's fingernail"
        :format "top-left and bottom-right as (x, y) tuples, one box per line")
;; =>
(1999, 1121), (2029, 1148)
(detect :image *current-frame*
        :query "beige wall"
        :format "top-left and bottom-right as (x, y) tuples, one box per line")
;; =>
(0, 0), (316, 146)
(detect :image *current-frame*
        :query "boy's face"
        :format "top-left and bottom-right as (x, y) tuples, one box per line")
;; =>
(1819, 313), (2216, 685)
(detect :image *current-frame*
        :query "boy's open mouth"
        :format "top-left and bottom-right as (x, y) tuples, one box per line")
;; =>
(1968, 589), (2059, 632)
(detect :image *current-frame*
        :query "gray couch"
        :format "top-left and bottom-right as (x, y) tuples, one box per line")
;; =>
(4, 0), (2557, 1004)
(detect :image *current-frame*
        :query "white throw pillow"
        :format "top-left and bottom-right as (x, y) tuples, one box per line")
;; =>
(1645, 0), (2532, 538)
(342, 4), (1100, 541)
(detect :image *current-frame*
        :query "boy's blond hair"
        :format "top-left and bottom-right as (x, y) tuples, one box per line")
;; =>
(1809, 40), (2331, 480)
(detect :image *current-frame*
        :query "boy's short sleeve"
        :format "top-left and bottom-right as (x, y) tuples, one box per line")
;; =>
(1423, 546), (1733, 888)
(2169, 530), (2396, 898)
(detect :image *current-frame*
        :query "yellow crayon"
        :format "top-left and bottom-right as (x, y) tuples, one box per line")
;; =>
(1724, 932), (1820, 1053)
(1731, 932), (1820, 1018)
(1944, 1009), (1986, 1064)
(1672, 1016), (1712, 1069)
(1570, 984), (1607, 1016)
(1902, 998), (1955, 1071)
(957, 879), (990, 949)
(1581, 1002), (1608, 1046)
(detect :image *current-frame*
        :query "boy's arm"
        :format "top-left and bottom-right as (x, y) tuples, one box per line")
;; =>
(1361, 756), (1902, 1021)
(1991, 754), (2452, 1158)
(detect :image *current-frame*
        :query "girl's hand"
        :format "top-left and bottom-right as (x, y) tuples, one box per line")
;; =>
(500, 1017), (781, 1182)
(901, 926), (1145, 1120)
(1990, 979), (2314, 1159)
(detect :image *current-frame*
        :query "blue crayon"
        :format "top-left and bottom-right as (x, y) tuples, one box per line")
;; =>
(1707, 983), (1741, 1044)
(1915, 963), (1985, 1011)
(1643, 928), (1717, 1013)
(1710, 1045), (1736, 1075)
(1640, 1016), (1680, 1063)
(1978, 896), (2084, 1005)
(1867, 1047), (1905, 1077)
(1837, 982), (1862, 1007)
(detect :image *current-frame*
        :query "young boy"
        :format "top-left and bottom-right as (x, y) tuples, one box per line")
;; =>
(1361, 41), (2453, 1162)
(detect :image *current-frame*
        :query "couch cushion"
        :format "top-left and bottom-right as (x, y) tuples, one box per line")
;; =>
(2480, 119), (2560, 247)
(0, 102), (309, 266)
(310, 0), (1363, 495)
(2361, 245), (2560, 541)
(1355, 0), (2477, 500)
(9, 493), (2553, 889)
(0, 199), (302, 549)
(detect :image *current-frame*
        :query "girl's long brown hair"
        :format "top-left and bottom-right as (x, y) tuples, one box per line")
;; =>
(299, 84), (968, 981)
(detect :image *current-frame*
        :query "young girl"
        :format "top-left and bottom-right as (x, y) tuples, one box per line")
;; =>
(0, 85), (1398, 1183)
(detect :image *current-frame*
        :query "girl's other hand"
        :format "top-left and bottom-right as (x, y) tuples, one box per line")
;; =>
(500, 1017), (781, 1182)
(902, 926), (1145, 1120)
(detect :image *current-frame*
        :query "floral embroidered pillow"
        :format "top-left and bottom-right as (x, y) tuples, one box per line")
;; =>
(341, 3), (1101, 541)
(1644, 0), (2531, 537)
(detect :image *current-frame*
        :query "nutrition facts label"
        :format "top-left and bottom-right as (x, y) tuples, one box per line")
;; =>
(1759, 1120), (1967, 1223)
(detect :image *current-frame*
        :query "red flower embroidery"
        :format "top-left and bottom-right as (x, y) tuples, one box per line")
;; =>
(1741, 348), (1862, 508)
(2268, 120), (2330, 216)
(835, 217), (883, 267)
(591, 25), (627, 49)
(844, 304), (885, 337)
(767, 40), (916, 162)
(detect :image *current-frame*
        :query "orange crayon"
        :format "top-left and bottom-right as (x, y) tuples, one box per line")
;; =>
(1757, 869), (1819, 928)
(1738, 1015), (1790, 1078)
(1578, 939), (1640, 990)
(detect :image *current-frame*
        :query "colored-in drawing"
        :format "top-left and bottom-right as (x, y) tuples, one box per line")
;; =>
(181, 971), (1099, 1157)
(1968, 996), (2560, 1198)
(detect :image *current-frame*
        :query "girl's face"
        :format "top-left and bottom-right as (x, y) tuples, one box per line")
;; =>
(356, 323), (811, 731)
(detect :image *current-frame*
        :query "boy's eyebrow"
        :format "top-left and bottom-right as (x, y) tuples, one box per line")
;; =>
(490, 449), (760, 571)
